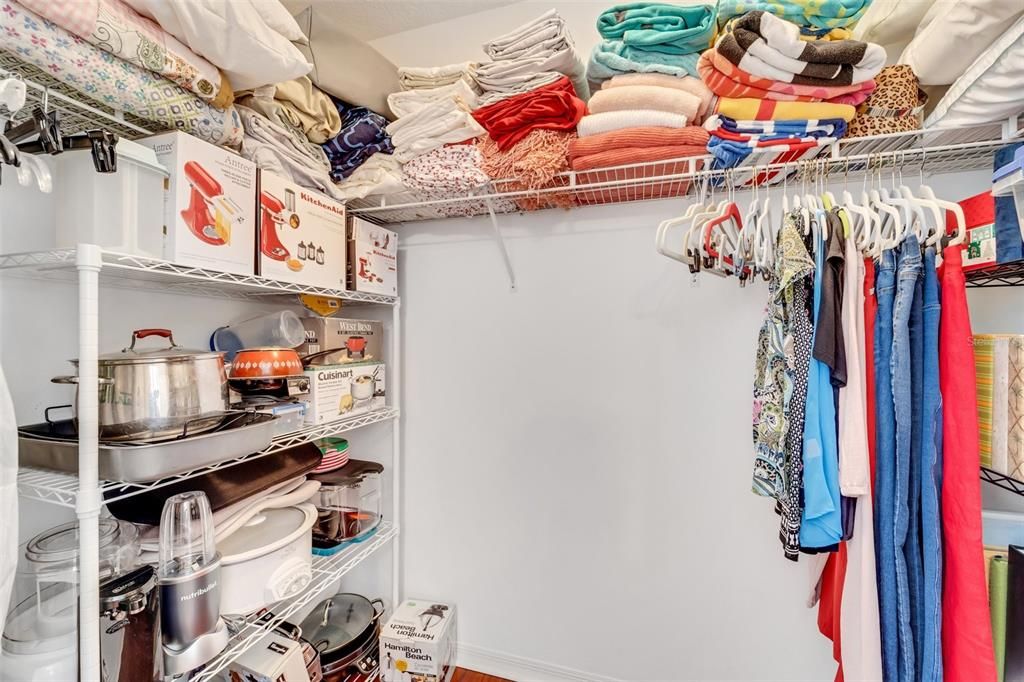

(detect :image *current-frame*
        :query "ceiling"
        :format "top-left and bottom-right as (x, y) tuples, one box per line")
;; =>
(282, 0), (517, 40)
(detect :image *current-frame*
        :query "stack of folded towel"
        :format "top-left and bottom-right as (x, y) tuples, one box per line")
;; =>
(385, 93), (484, 163)
(587, 3), (718, 88)
(479, 9), (590, 104)
(718, 0), (871, 36)
(397, 63), (480, 92)
(699, 10), (882, 169)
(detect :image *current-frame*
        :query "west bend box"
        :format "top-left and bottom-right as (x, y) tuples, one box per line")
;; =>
(258, 171), (347, 289)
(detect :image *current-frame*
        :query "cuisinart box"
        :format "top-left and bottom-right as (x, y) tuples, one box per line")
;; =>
(138, 131), (256, 275)
(258, 171), (347, 289)
(380, 600), (456, 682)
(298, 317), (385, 365)
(302, 362), (386, 424)
(348, 216), (397, 296)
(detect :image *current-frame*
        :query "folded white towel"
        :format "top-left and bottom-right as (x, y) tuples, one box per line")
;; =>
(576, 110), (690, 137)
(333, 153), (407, 201)
(386, 95), (484, 162)
(388, 80), (479, 118)
(398, 62), (479, 91)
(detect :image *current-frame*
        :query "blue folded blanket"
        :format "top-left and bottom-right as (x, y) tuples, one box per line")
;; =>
(586, 40), (700, 85)
(596, 3), (717, 56)
(322, 100), (395, 182)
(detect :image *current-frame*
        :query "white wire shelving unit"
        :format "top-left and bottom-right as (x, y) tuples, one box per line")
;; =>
(17, 407), (400, 508)
(192, 523), (399, 682)
(1, 243), (404, 680)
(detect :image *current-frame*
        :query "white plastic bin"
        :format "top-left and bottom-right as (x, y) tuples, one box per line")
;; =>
(54, 139), (168, 256)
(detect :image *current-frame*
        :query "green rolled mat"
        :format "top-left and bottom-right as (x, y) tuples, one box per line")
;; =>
(992, 555), (1009, 682)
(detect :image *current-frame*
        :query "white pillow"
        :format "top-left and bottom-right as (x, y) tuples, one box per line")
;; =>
(925, 14), (1024, 127)
(122, 0), (312, 90)
(249, 0), (307, 43)
(852, 0), (936, 59)
(900, 0), (1024, 85)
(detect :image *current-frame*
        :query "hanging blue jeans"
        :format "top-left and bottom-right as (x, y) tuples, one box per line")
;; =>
(907, 250), (925, 682)
(892, 236), (922, 682)
(920, 247), (944, 682)
(875, 249), (898, 682)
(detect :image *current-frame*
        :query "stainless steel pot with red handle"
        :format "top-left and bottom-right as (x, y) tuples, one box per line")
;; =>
(52, 328), (229, 442)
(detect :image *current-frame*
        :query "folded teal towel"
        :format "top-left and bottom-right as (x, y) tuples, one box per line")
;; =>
(718, 0), (872, 29)
(596, 3), (718, 56)
(586, 40), (700, 85)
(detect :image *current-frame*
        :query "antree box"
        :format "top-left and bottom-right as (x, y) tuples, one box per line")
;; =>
(380, 600), (456, 682)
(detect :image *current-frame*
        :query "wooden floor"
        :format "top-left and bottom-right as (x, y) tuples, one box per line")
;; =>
(452, 669), (512, 682)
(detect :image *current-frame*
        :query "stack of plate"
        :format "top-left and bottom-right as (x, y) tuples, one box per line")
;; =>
(312, 437), (350, 474)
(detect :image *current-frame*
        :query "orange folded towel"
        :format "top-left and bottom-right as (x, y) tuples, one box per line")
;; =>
(568, 126), (710, 163)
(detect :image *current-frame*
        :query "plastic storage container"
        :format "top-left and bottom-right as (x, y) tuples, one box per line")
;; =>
(54, 139), (168, 256)
(311, 459), (383, 545)
(212, 310), (306, 359)
(993, 146), (1024, 240)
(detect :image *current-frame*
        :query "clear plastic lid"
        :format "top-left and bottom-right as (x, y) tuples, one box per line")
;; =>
(157, 491), (218, 579)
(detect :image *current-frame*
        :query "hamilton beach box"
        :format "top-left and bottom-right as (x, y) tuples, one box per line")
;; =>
(380, 600), (456, 682)
(258, 171), (348, 290)
(138, 131), (256, 275)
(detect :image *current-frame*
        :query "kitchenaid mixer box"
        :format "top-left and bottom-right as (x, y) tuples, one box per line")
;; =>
(302, 362), (386, 424)
(138, 132), (256, 275)
(348, 216), (397, 296)
(380, 600), (456, 682)
(258, 171), (348, 289)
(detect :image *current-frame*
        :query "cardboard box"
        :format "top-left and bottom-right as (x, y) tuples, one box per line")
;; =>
(380, 600), (456, 682)
(138, 131), (256, 275)
(298, 318), (385, 365)
(259, 171), (347, 289)
(348, 217), (397, 296)
(302, 362), (386, 425)
(229, 631), (310, 682)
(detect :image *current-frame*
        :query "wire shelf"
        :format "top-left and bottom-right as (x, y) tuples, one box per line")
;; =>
(192, 523), (399, 682)
(18, 407), (400, 507)
(349, 119), (1019, 225)
(0, 248), (398, 306)
(981, 467), (1024, 495)
(0, 52), (158, 139)
(965, 260), (1024, 288)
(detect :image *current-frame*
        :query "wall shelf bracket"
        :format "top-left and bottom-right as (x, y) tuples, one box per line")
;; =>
(484, 197), (517, 292)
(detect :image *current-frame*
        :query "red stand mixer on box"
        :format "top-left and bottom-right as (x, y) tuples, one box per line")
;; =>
(180, 160), (244, 246)
(261, 189), (327, 269)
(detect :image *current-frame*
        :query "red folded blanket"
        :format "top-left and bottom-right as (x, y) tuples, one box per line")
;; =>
(698, 49), (875, 106)
(568, 126), (710, 170)
(472, 76), (587, 151)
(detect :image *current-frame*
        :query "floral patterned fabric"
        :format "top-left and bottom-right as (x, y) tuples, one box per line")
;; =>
(19, 0), (231, 107)
(752, 212), (814, 560)
(402, 144), (518, 218)
(0, 0), (242, 146)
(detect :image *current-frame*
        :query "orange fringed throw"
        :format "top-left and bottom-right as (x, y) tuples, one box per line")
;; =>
(476, 130), (576, 210)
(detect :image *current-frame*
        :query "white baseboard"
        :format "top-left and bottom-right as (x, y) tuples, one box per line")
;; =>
(456, 643), (625, 682)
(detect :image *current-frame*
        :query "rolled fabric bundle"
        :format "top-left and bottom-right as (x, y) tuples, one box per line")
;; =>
(718, 0), (872, 30)
(717, 11), (885, 86)
(698, 49), (875, 105)
(471, 76), (586, 151)
(388, 80), (480, 118)
(587, 39), (700, 84)
(588, 85), (702, 121)
(387, 95), (485, 162)
(705, 115), (847, 140)
(596, 3), (717, 55)
(1005, 545), (1024, 682)
(398, 62), (479, 91)
(577, 110), (689, 137)
(716, 97), (856, 121)
(322, 102), (394, 181)
(601, 73), (713, 118)
(270, 77), (343, 144)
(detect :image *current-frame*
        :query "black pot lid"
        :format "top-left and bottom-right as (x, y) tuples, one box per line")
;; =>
(299, 593), (375, 658)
